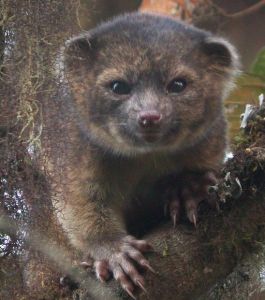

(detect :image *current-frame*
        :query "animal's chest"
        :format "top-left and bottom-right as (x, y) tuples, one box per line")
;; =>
(108, 155), (183, 208)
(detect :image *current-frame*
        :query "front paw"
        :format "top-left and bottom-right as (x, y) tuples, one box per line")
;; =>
(83, 235), (154, 299)
(165, 171), (217, 226)
(181, 172), (217, 225)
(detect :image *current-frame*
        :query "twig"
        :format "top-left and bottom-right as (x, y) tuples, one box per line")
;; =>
(208, 0), (265, 19)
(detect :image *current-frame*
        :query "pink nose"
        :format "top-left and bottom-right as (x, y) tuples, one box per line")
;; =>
(138, 111), (162, 128)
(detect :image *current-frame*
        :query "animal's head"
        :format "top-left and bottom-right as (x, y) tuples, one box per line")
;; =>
(64, 13), (239, 156)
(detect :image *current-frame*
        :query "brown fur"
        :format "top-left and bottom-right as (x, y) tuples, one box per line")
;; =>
(48, 12), (239, 291)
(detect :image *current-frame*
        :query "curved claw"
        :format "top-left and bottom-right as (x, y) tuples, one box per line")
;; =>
(95, 260), (111, 282)
(141, 261), (156, 274)
(136, 279), (147, 294)
(192, 213), (197, 228)
(80, 261), (93, 269)
(125, 287), (137, 300)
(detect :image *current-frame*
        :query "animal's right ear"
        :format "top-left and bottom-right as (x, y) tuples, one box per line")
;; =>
(64, 34), (97, 72)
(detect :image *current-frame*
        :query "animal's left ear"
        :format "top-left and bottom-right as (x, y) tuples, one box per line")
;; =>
(201, 37), (240, 71)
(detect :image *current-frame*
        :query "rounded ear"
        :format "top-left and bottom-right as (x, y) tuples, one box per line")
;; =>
(202, 37), (240, 71)
(64, 33), (97, 71)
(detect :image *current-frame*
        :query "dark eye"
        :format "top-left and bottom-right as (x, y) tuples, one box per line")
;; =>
(167, 78), (187, 94)
(110, 80), (131, 95)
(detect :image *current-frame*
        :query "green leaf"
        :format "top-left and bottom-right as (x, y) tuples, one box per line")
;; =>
(250, 47), (265, 80)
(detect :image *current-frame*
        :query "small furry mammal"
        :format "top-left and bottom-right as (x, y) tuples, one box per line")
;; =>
(53, 12), (239, 297)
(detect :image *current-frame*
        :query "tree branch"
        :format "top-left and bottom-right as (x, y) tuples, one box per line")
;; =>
(208, 0), (265, 19)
